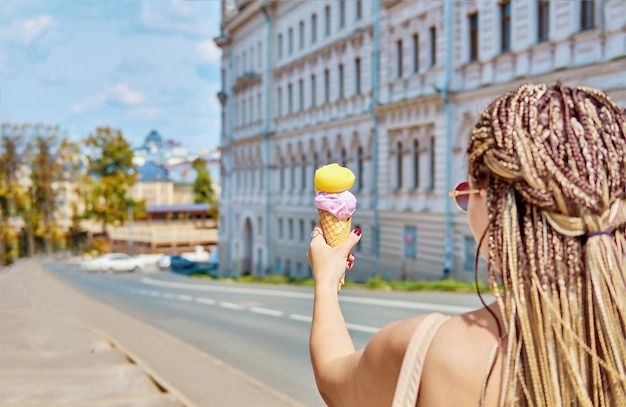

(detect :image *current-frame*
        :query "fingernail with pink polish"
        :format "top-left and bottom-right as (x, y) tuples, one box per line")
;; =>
(354, 228), (362, 236)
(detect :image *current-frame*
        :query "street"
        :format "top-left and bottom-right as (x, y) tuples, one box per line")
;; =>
(46, 262), (491, 407)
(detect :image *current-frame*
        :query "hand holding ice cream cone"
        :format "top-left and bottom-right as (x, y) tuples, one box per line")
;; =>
(313, 163), (358, 286)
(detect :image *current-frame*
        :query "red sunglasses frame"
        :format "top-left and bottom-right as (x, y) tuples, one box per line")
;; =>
(449, 181), (480, 213)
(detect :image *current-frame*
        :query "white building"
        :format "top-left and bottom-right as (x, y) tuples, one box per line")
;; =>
(215, 0), (626, 280)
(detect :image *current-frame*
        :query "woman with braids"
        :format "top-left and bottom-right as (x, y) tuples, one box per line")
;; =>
(307, 83), (626, 406)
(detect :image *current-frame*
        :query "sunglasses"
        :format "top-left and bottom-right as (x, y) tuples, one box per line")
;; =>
(449, 181), (480, 213)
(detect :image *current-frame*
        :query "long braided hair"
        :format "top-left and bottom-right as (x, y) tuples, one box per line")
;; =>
(467, 83), (626, 405)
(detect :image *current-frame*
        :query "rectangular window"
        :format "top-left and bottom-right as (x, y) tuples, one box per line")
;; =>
(277, 87), (282, 116)
(298, 79), (304, 111)
(242, 100), (246, 125)
(324, 69), (330, 103)
(311, 74), (317, 107)
(257, 93), (262, 121)
(288, 219), (294, 240)
(469, 13), (479, 61)
(356, 0), (362, 20)
(412, 33), (419, 73)
(299, 20), (305, 50)
(339, 0), (345, 29)
(430, 26), (437, 67)
(429, 136), (435, 190)
(258, 41), (262, 67)
(404, 226), (417, 259)
(278, 218), (284, 239)
(288, 27), (293, 55)
(538, 0), (549, 42)
(500, 1), (512, 52)
(299, 219), (305, 241)
(278, 34), (283, 59)
(396, 39), (403, 78)
(288, 83), (293, 114)
(325, 5), (331, 37)
(338, 64), (344, 99)
(412, 139), (420, 189)
(311, 13), (317, 43)
(580, 0), (594, 30)
(355, 58), (361, 95)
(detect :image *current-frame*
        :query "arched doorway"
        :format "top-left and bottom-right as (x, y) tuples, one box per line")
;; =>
(242, 218), (253, 275)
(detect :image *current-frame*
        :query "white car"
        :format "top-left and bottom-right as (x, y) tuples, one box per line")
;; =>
(83, 253), (144, 273)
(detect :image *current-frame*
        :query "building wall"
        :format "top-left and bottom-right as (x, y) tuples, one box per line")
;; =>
(216, 0), (626, 280)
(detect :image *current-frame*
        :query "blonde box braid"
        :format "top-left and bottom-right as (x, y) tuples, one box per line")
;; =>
(467, 83), (626, 406)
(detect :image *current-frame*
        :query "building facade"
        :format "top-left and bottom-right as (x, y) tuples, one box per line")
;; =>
(215, 0), (626, 280)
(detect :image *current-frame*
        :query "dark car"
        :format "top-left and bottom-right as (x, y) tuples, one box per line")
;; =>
(169, 255), (218, 277)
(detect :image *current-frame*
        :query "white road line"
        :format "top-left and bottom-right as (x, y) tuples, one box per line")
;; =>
(176, 294), (193, 302)
(250, 307), (284, 317)
(162, 292), (176, 299)
(220, 301), (245, 310)
(140, 277), (475, 314)
(345, 322), (379, 334)
(196, 297), (216, 305)
(289, 314), (312, 323)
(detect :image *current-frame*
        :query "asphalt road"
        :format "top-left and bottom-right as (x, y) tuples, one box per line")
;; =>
(45, 262), (492, 407)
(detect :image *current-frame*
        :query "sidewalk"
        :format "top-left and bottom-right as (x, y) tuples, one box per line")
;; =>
(0, 260), (307, 407)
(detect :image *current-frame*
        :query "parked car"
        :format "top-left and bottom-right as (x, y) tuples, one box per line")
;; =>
(83, 253), (144, 273)
(168, 255), (218, 277)
(156, 253), (174, 270)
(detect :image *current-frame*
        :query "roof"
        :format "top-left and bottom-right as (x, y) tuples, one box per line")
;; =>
(137, 162), (169, 181)
(146, 203), (210, 214)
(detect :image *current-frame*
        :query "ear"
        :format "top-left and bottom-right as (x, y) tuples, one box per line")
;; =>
(479, 188), (489, 198)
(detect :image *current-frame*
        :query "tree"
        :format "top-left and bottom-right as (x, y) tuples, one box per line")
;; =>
(0, 124), (27, 264)
(83, 127), (141, 234)
(192, 157), (218, 218)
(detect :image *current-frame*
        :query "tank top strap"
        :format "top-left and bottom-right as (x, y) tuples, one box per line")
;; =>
(391, 312), (450, 407)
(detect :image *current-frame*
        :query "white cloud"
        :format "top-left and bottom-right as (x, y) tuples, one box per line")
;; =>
(196, 40), (221, 65)
(72, 84), (144, 113)
(2, 15), (58, 47)
(134, 0), (214, 38)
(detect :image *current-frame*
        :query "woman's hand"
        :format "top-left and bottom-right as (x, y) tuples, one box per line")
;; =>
(307, 222), (362, 292)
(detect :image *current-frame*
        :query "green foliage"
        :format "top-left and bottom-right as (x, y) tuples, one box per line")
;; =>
(192, 157), (218, 218)
(83, 127), (143, 234)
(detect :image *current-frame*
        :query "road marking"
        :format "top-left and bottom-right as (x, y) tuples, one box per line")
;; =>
(176, 294), (193, 302)
(345, 322), (379, 333)
(195, 297), (216, 305)
(141, 277), (311, 299)
(250, 307), (284, 317)
(162, 292), (176, 299)
(140, 277), (475, 314)
(220, 301), (244, 310)
(289, 314), (312, 323)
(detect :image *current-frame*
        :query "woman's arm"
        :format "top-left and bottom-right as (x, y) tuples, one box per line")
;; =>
(307, 226), (362, 405)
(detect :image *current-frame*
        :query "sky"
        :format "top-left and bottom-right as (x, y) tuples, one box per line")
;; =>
(0, 0), (222, 152)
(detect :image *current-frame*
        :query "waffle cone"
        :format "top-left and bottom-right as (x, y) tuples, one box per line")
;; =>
(318, 209), (352, 247)
(318, 209), (352, 286)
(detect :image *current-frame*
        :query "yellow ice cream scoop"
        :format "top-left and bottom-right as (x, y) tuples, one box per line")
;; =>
(314, 163), (355, 193)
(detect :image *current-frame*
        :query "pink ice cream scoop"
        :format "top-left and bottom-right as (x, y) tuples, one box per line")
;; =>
(314, 190), (357, 220)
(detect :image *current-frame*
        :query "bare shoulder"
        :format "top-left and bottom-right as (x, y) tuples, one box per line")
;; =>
(353, 314), (432, 406)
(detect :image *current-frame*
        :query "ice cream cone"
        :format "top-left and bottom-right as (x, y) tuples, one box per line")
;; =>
(318, 209), (351, 286)
(318, 209), (352, 247)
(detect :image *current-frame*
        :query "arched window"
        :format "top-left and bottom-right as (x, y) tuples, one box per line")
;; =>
(412, 139), (419, 189)
(357, 146), (364, 191)
(429, 136), (436, 190)
(340, 147), (347, 166)
(396, 141), (403, 190)
(290, 156), (296, 190)
(280, 158), (285, 190)
(301, 153), (307, 190)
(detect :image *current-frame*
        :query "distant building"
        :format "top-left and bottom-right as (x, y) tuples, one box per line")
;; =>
(215, 0), (626, 279)
(130, 131), (221, 207)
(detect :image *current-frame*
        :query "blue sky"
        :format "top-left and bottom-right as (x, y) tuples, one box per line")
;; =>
(0, 0), (222, 152)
